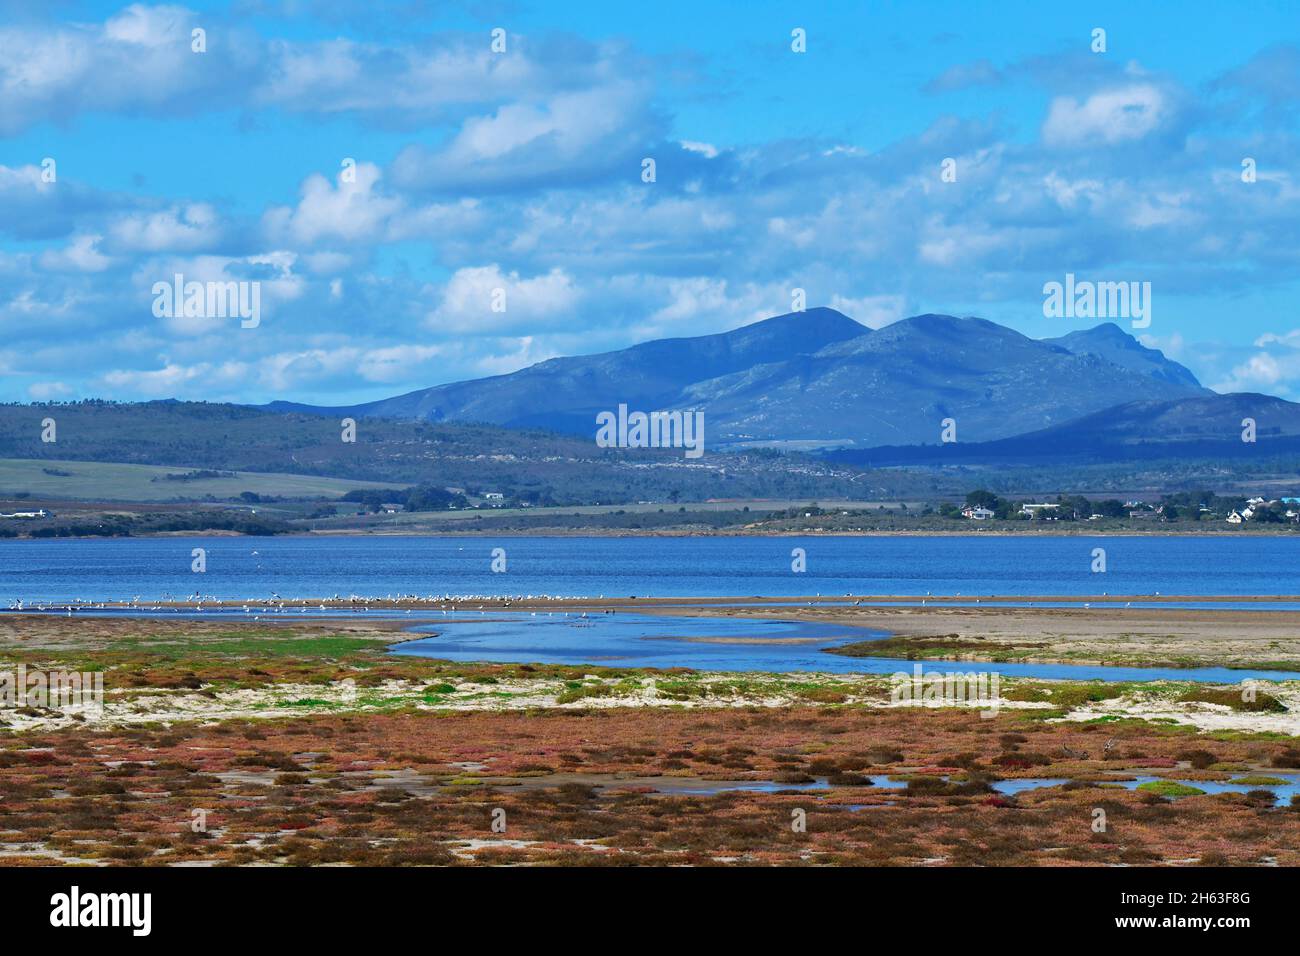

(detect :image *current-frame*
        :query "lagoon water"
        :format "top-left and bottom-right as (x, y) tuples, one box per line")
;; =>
(4, 534), (1298, 681)
(0, 534), (1296, 603)
(390, 609), (1300, 682)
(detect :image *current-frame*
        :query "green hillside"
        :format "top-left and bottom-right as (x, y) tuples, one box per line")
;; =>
(0, 459), (399, 502)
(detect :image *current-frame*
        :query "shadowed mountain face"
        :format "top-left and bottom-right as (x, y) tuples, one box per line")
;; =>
(268, 309), (1210, 448)
(829, 393), (1300, 465)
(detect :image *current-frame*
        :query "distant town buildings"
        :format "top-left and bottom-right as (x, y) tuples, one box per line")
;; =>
(1020, 503), (1061, 518)
(1224, 498), (1300, 523)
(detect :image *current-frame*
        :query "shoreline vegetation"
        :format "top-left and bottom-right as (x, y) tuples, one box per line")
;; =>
(4, 611), (1300, 866)
(7, 596), (1300, 701)
(4, 482), (1300, 539)
(2, 509), (1300, 538)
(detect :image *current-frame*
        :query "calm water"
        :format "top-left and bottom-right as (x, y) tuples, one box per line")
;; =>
(391, 610), (1300, 681)
(394, 611), (882, 670)
(0, 534), (1297, 603)
(6, 604), (1292, 680)
(4, 535), (1298, 681)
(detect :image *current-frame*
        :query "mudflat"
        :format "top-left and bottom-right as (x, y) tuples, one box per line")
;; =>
(677, 602), (1300, 670)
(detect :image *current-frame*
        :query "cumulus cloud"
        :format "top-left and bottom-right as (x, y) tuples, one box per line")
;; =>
(427, 265), (580, 334)
(3, 6), (1300, 405)
(391, 80), (662, 193)
(1213, 352), (1289, 393)
(109, 204), (221, 253)
(0, 7), (644, 134)
(38, 235), (112, 273)
(262, 162), (399, 245)
(1042, 84), (1178, 148)
(0, 4), (257, 135)
(828, 294), (907, 330)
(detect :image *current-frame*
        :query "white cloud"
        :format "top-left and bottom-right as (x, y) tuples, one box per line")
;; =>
(1042, 84), (1169, 147)
(1255, 329), (1300, 348)
(391, 81), (656, 191)
(38, 235), (111, 273)
(1212, 352), (1290, 393)
(27, 381), (73, 400)
(680, 140), (719, 159)
(109, 204), (221, 253)
(0, 4), (249, 134)
(1138, 331), (1185, 358)
(427, 265), (579, 334)
(262, 163), (399, 245)
(1043, 171), (1103, 210)
(136, 250), (304, 337)
(828, 294), (906, 329)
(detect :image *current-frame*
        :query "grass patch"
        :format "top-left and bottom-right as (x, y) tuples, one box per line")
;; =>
(556, 684), (613, 705)
(1178, 687), (1287, 713)
(1003, 682), (1131, 709)
(825, 634), (1046, 660)
(1137, 780), (1206, 797)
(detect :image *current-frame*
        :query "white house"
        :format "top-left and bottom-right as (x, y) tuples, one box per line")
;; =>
(0, 509), (48, 519)
(1226, 511), (1244, 524)
(483, 492), (504, 500)
(962, 506), (995, 520)
(1021, 503), (1061, 518)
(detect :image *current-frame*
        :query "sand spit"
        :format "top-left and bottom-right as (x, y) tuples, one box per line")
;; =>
(685, 603), (1300, 670)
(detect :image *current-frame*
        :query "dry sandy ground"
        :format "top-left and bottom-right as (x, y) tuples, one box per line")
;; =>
(5, 670), (1300, 736)
(667, 603), (1300, 670)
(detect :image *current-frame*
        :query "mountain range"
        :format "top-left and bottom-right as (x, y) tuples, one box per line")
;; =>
(4, 309), (1298, 504)
(267, 308), (1256, 454)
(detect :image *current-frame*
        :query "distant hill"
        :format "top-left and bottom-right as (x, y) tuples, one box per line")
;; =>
(0, 400), (869, 504)
(828, 393), (1300, 465)
(266, 309), (1209, 448)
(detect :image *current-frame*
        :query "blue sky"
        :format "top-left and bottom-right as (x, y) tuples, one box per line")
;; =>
(1, 0), (1298, 404)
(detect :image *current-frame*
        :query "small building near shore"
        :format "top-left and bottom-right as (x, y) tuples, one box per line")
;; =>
(1020, 503), (1060, 518)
